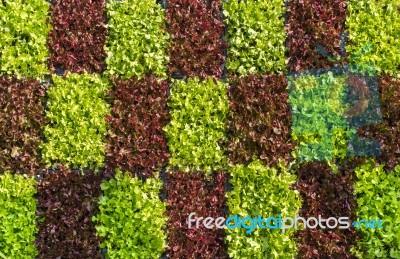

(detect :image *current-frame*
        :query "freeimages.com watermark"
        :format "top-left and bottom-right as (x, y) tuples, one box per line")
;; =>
(188, 213), (383, 234)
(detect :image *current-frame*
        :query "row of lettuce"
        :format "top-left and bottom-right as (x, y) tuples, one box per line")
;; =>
(2, 0), (400, 78)
(1, 160), (399, 258)
(2, 68), (398, 181)
(1, 0), (398, 174)
(0, 74), (290, 176)
(1, 0), (398, 173)
(1, 1), (400, 259)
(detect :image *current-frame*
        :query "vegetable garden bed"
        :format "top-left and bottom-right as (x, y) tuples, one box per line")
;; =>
(0, 0), (399, 258)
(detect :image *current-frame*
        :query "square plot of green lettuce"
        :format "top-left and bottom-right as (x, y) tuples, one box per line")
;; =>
(92, 170), (167, 259)
(0, 173), (38, 258)
(164, 77), (229, 173)
(0, 0), (51, 79)
(105, 0), (169, 79)
(288, 71), (351, 162)
(223, 0), (286, 75)
(353, 160), (400, 258)
(346, 0), (400, 76)
(40, 73), (110, 169)
(226, 160), (301, 259)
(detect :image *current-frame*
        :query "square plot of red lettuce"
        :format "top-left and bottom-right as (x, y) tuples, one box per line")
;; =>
(166, 0), (226, 79)
(227, 73), (294, 166)
(285, 0), (347, 72)
(358, 74), (400, 170)
(165, 171), (228, 259)
(48, 0), (107, 74)
(35, 168), (103, 258)
(105, 76), (170, 178)
(295, 161), (361, 259)
(345, 70), (382, 157)
(0, 77), (47, 174)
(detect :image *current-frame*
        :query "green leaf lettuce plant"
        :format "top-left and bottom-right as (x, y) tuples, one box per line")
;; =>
(0, 173), (38, 258)
(164, 77), (229, 174)
(105, 0), (169, 79)
(223, 0), (287, 75)
(226, 160), (301, 258)
(0, 0), (51, 78)
(353, 159), (400, 258)
(288, 72), (352, 163)
(93, 170), (167, 259)
(346, 0), (400, 76)
(40, 73), (110, 169)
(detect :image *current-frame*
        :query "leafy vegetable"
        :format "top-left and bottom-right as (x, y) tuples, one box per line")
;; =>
(0, 0), (51, 79)
(288, 72), (352, 162)
(165, 170), (228, 258)
(226, 160), (301, 258)
(166, 0), (226, 79)
(0, 173), (38, 258)
(357, 74), (400, 171)
(0, 77), (47, 174)
(48, 0), (107, 74)
(93, 170), (167, 259)
(35, 168), (103, 258)
(295, 160), (361, 258)
(164, 78), (229, 173)
(227, 73), (294, 167)
(346, 0), (400, 75)
(286, 0), (347, 71)
(40, 73), (110, 169)
(105, 76), (170, 178)
(223, 0), (286, 75)
(353, 160), (400, 258)
(105, 0), (169, 79)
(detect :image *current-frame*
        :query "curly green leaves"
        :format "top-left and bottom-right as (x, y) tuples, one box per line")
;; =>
(0, 0), (51, 79)
(346, 0), (400, 76)
(353, 160), (400, 258)
(226, 160), (301, 258)
(93, 170), (167, 258)
(288, 72), (351, 163)
(105, 0), (169, 79)
(224, 0), (287, 75)
(164, 78), (229, 173)
(40, 73), (110, 169)
(0, 173), (38, 258)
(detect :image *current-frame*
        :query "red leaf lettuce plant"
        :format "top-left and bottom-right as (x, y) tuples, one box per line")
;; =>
(295, 161), (361, 258)
(165, 170), (228, 259)
(105, 76), (170, 178)
(166, 0), (226, 79)
(286, 0), (348, 72)
(35, 168), (103, 258)
(0, 77), (47, 174)
(227, 74), (294, 167)
(48, 0), (108, 74)
(358, 74), (400, 171)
